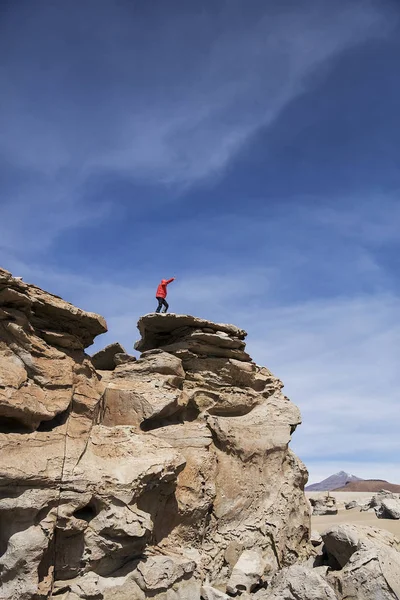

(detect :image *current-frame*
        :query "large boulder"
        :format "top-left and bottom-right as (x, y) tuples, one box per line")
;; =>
(90, 342), (127, 370)
(309, 494), (338, 516)
(0, 268), (107, 348)
(128, 314), (311, 585)
(361, 490), (400, 519)
(101, 349), (187, 428)
(322, 524), (400, 600)
(256, 564), (338, 599)
(380, 498), (400, 519)
(0, 270), (311, 599)
(0, 267), (106, 431)
(345, 498), (369, 510)
(134, 313), (250, 361)
(226, 549), (270, 594)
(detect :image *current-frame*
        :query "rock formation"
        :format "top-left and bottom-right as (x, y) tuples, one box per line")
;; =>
(90, 342), (131, 371)
(308, 494), (338, 516)
(321, 524), (400, 600)
(1, 267), (399, 600)
(97, 313), (312, 596)
(360, 490), (400, 519)
(0, 269), (311, 599)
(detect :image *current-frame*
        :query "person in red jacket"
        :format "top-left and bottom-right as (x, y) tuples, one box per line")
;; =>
(155, 277), (175, 313)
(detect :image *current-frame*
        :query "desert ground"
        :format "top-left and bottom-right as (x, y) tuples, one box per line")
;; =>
(306, 491), (400, 538)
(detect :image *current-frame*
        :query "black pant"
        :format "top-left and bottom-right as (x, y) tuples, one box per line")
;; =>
(155, 297), (169, 313)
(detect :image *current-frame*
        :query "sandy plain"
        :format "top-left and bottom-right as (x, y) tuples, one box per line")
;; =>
(306, 491), (400, 538)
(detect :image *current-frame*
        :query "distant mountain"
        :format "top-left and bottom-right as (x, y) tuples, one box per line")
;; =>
(306, 471), (363, 491)
(333, 479), (400, 493)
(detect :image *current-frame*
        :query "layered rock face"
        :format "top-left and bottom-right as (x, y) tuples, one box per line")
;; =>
(308, 495), (338, 516)
(0, 269), (310, 599)
(122, 315), (309, 577)
(2, 269), (400, 600)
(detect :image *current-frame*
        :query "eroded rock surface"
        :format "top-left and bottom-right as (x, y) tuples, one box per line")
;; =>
(361, 490), (400, 519)
(0, 268), (106, 431)
(135, 313), (250, 361)
(322, 524), (400, 600)
(258, 564), (338, 600)
(309, 494), (338, 516)
(0, 271), (310, 599)
(91, 342), (129, 371)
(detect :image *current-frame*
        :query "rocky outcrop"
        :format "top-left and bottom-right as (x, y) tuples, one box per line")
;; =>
(310, 530), (323, 547)
(135, 313), (251, 361)
(321, 524), (400, 600)
(257, 564), (338, 600)
(345, 498), (370, 510)
(379, 498), (400, 520)
(0, 271), (185, 599)
(2, 269), (400, 599)
(0, 270), (311, 599)
(0, 268), (106, 431)
(90, 342), (131, 370)
(360, 490), (400, 519)
(105, 313), (311, 589)
(308, 494), (338, 516)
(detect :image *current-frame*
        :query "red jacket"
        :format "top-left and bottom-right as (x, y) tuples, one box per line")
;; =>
(156, 278), (175, 298)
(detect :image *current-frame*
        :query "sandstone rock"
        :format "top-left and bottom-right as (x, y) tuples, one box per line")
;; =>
(380, 498), (400, 519)
(345, 499), (369, 510)
(322, 524), (400, 600)
(309, 494), (338, 516)
(0, 267), (106, 431)
(0, 268), (107, 348)
(136, 314), (246, 350)
(133, 554), (196, 591)
(160, 339), (252, 361)
(107, 316), (309, 586)
(206, 394), (301, 461)
(0, 269), (311, 599)
(201, 584), (230, 599)
(0, 425), (186, 588)
(0, 522), (53, 600)
(310, 530), (323, 546)
(179, 355), (282, 393)
(91, 342), (126, 370)
(226, 549), (268, 594)
(259, 564), (338, 600)
(114, 352), (136, 366)
(135, 314), (249, 361)
(52, 571), (145, 600)
(0, 488), (59, 599)
(54, 568), (200, 600)
(101, 351), (186, 428)
(360, 490), (400, 519)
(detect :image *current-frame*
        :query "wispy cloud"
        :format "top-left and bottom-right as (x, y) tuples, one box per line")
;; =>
(0, 175), (111, 254)
(314, 195), (400, 245)
(1, 1), (392, 185)
(0, 1), (395, 257)
(246, 294), (400, 481)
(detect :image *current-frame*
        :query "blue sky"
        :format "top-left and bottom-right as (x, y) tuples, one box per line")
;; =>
(1, 0), (400, 484)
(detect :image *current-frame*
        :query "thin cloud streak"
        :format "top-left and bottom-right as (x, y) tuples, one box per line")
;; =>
(1, 1), (392, 184)
(248, 295), (400, 475)
(0, 1), (394, 257)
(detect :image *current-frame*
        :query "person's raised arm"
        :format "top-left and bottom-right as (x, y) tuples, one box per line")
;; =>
(166, 277), (175, 285)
